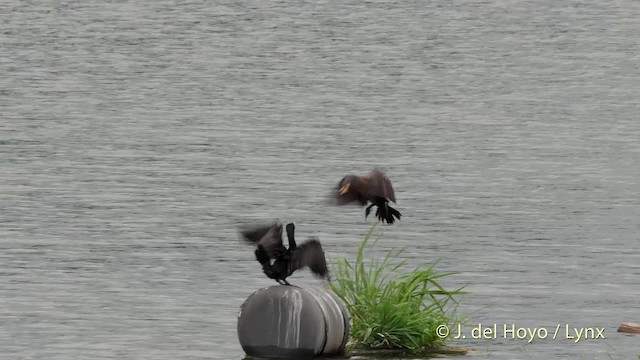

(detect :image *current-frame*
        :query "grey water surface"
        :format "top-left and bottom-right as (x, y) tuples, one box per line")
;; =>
(2, 1), (639, 359)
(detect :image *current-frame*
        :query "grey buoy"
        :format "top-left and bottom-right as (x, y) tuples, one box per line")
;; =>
(237, 285), (350, 358)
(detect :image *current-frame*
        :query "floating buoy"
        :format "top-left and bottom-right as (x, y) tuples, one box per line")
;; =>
(618, 321), (640, 334)
(237, 285), (350, 358)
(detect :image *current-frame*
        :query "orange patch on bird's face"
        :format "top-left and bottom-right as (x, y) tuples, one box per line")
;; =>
(338, 183), (351, 195)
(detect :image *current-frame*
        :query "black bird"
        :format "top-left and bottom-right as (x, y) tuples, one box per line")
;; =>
(334, 168), (402, 224)
(240, 222), (329, 285)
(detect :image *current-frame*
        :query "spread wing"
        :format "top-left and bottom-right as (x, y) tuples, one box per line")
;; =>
(239, 222), (285, 258)
(291, 239), (329, 279)
(239, 223), (275, 244)
(365, 168), (396, 203)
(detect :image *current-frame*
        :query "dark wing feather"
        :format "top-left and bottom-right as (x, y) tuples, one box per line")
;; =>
(255, 245), (271, 267)
(366, 168), (396, 203)
(291, 239), (329, 279)
(257, 224), (285, 258)
(240, 222), (285, 258)
(239, 223), (276, 244)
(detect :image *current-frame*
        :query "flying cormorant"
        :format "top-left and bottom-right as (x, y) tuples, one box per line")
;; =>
(334, 168), (402, 224)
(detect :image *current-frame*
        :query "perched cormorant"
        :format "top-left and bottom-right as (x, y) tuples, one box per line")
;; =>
(240, 222), (329, 285)
(334, 168), (402, 224)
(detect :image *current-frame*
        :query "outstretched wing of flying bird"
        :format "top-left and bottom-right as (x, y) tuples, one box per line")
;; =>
(365, 168), (396, 203)
(292, 239), (329, 279)
(240, 222), (285, 259)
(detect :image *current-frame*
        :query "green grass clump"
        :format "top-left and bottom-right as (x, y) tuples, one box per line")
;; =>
(329, 224), (465, 354)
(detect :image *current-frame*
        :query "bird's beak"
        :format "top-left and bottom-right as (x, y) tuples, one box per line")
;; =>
(338, 183), (350, 195)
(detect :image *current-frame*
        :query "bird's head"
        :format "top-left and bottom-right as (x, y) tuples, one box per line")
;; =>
(337, 175), (357, 196)
(285, 223), (295, 233)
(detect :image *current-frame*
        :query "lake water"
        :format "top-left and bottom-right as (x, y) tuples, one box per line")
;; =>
(2, 1), (639, 359)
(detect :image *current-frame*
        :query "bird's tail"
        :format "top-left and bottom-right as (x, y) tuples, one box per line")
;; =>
(375, 203), (402, 224)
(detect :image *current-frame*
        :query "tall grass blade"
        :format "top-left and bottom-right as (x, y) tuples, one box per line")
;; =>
(328, 224), (464, 354)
